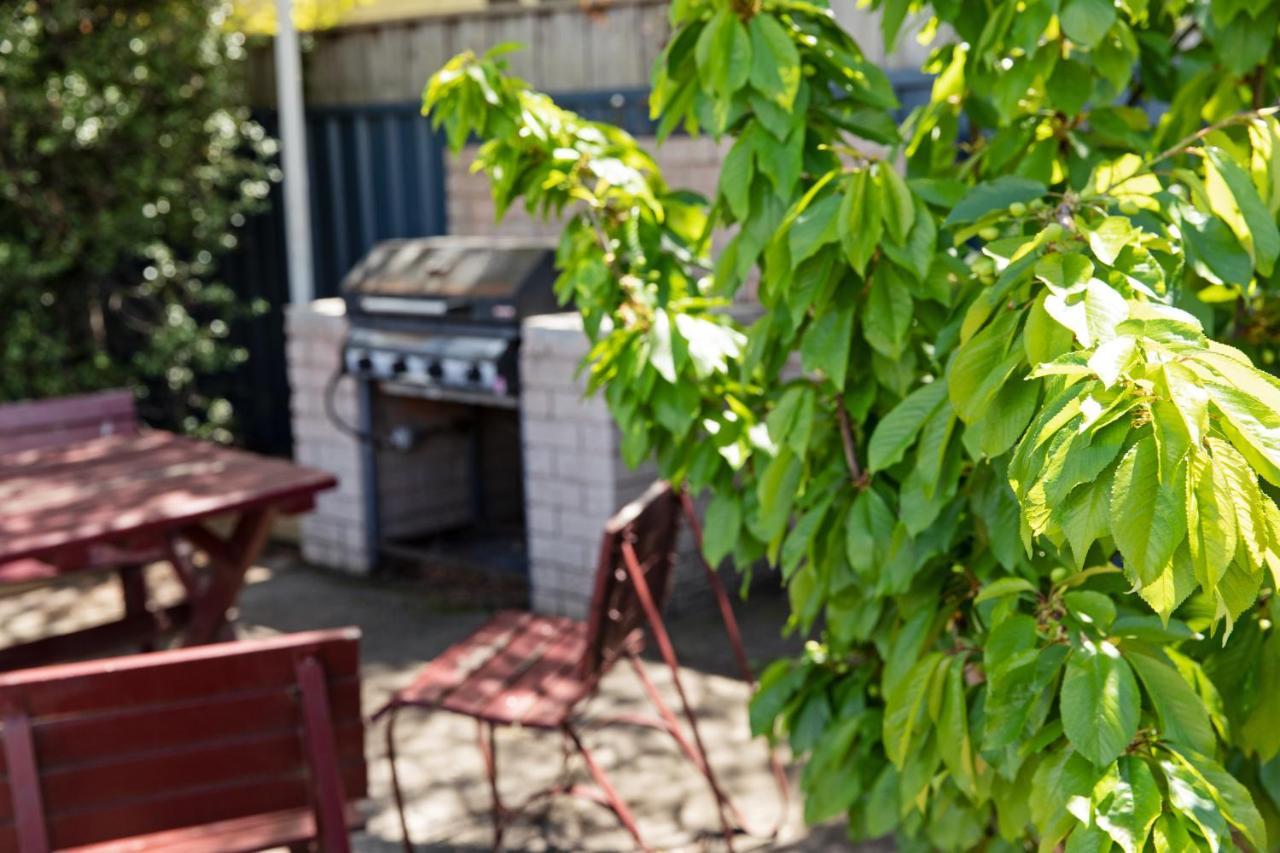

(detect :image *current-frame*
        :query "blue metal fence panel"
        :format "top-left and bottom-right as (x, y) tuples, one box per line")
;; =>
(220, 105), (447, 455)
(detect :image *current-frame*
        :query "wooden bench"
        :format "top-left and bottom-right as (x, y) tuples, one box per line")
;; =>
(0, 628), (366, 852)
(0, 390), (138, 454)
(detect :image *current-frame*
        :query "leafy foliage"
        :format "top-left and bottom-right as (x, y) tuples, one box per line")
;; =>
(424, 0), (1280, 847)
(0, 1), (273, 437)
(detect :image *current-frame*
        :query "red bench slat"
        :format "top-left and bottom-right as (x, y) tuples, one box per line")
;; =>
(61, 805), (358, 853)
(0, 680), (360, 777)
(0, 630), (359, 718)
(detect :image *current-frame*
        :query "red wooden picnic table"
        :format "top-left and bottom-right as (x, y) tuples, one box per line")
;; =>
(0, 430), (336, 669)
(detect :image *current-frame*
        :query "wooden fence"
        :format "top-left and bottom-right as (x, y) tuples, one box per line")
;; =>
(246, 0), (931, 107)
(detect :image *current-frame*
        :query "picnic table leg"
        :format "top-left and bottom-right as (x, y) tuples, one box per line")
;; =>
(180, 507), (276, 646)
(117, 564), (155, 652)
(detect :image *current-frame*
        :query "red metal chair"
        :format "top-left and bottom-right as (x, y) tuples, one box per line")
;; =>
(0, 627), (366, 852)
(375, 482), (786, 852)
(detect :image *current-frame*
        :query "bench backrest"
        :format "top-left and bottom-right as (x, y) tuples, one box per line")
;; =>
(0, 390), (138, 455)
(0, 629), (365, 852)
(579, 481), (681, 683)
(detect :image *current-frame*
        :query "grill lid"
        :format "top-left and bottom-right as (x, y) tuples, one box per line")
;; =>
(342, 236), (559, 324)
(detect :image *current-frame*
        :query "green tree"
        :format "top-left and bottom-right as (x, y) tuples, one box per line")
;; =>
(0, 0), (273, 438)
(424, 0), (1280, 847)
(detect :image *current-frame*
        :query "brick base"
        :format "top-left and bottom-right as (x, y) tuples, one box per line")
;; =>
(520, 313), (710, 619)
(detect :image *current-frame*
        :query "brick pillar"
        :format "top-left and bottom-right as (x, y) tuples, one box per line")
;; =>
(521, 312), (707, 618)
(285, 299), (373, 574)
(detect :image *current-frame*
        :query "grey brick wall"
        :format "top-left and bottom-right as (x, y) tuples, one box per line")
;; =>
(520, 312), (710, 619)
(446, 135), (729, 238)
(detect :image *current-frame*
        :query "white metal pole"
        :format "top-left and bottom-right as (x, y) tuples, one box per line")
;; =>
(273, 0), (315, 305)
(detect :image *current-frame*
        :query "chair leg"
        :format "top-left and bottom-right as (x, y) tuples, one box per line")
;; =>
(627, 651), (747, 845)
(476, 720), (505, 851)
(563, 725), (650, 853)
(620, 541), (738, 850)
(383, 706), (417, 853)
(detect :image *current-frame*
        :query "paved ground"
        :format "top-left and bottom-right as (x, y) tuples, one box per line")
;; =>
(0, 548), (887, 852)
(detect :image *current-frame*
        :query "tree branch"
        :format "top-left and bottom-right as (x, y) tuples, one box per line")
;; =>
(835, 398), (868, 489)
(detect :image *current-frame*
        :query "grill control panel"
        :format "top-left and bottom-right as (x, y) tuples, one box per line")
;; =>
(344, 329), (514, 401)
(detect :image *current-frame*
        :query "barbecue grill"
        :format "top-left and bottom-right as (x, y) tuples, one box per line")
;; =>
(334, 235), (562, 573)
(341, 235), (560, 406)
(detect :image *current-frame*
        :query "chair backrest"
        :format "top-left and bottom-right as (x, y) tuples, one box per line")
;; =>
(0, 628), (365, 853)
(0, 390), (138, 455)
(579, 481), (682, 683)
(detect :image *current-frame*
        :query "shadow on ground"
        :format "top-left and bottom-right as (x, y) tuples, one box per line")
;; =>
(0, 547), (893, 852)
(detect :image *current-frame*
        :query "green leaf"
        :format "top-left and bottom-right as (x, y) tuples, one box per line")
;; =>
(1136, 545), (1198, 622)
(756, 446), (803, 542)
(840, 169), (883, 274)
(1032, 747), (1099, 848)
(862, 263), (913, 358)
(695, 7), (752, 99)
(1060, 640), (1141, 766)
(1160, 755), (1233, 853)
(868, 380), (949, 472)
(1151, 813), (1195, 853)
(648, 310), (677, 382)
(1065, 823), (1115, 853)
(1086, 217), (1136, 267)
(1169, 747), (1268, 853)
(879, 164), (915, 244)
(719, 137), (754, 221)
(1202, 377), (1280, 487)
(1182, 206), (1253, 286)
(943, 176), (1047, 228)
(800, 298), (855, 389)
(766, 385), (815, 455)
(1063, 590), (1117, 632)
(947, 309), (1019, 423)
(938, 657), (977, 797)
(1205, 147), (1280, 277)
(845, 488), (893, 574)
(883, 652), (944, 767)
(983, 623), (1067, 751)
(1094, 756), (1162, 853)
(1044, 279), (1130, 348)
(1125, 646), (1217, 758)
(881, 197), (938, 282)
(1110, 437), (1188, 586)
(975, 576), (1038, 603)
(747, 14), (800, 109)
(1185, 447), (1237, 592)
(1060, 0), (1117, 48)
(789, 193), (842, 264)
(702, 492), (742, 566)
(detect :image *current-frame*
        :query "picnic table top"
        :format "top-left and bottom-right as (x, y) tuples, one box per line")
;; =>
(0, 431), (337, 566)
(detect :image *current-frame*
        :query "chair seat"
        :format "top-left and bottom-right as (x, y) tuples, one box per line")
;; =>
(389, 610), (617, 728)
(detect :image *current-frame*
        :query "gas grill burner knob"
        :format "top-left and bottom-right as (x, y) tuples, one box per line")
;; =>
(390, 357), (408, 376)
(426, 361), (444, 380)
(466, 363), (483, 384)
(356, 354), (373, 373)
